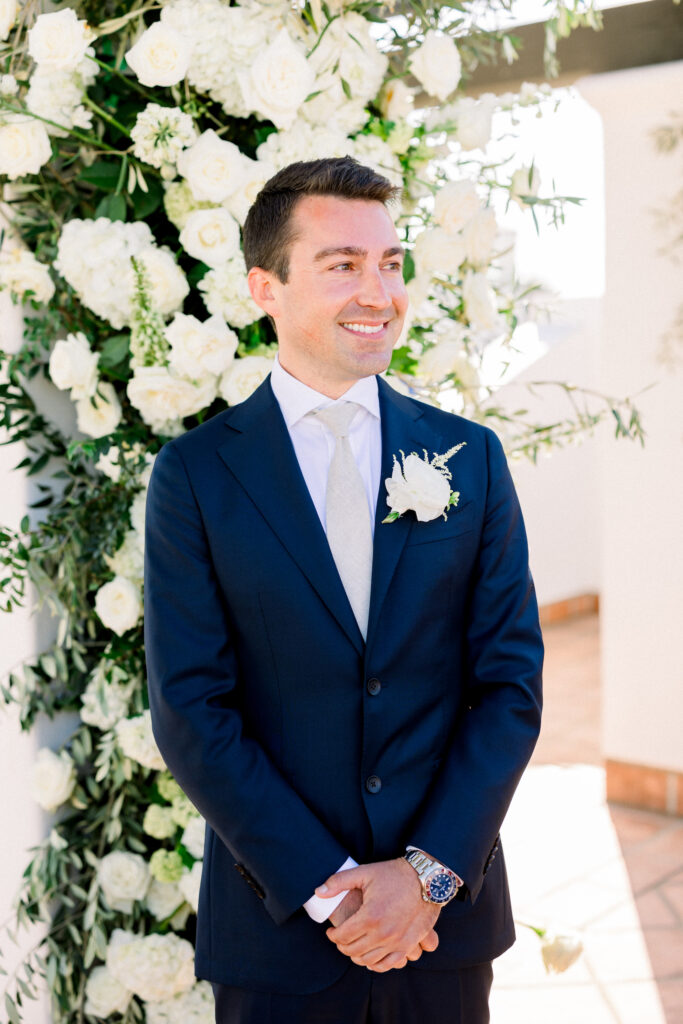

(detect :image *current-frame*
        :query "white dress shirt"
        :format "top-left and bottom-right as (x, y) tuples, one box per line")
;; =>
(269, 354), (382, 921)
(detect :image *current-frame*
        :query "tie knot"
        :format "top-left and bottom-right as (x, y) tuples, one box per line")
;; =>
(311, 401), (361, 439)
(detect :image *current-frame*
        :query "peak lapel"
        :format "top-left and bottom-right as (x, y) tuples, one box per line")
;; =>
(216, 379), (364, 655)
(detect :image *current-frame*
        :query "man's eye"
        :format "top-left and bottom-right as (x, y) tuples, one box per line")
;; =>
(384, 262), (403, 271)
(331, 262), (353, 271)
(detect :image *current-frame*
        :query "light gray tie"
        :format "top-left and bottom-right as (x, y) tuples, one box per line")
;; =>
(310, 402), (373, 640)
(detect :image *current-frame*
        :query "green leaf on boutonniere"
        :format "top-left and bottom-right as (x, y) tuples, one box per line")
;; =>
(448, 491), (460, 508)
(382, 511), (401, 524)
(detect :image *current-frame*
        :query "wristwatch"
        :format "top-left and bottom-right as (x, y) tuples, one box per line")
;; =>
(404, 848), (463, 905)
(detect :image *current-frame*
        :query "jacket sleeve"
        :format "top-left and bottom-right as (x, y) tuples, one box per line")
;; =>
(407, 426), (543, 902)
(143, 440), (349, 925)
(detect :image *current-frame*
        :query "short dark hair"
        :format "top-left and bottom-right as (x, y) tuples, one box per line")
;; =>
(242, 156), (402, 284)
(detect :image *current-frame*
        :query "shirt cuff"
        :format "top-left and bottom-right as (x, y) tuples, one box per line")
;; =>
(303, 856), (358, 923)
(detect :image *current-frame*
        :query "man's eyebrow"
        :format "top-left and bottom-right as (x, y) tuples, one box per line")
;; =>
(312, 245), (405, 263)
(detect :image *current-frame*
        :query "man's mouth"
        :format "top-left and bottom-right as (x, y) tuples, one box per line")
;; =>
(339, 322), (388, 336)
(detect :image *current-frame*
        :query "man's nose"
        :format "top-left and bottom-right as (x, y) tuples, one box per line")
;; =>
(357, 267), (391, 307)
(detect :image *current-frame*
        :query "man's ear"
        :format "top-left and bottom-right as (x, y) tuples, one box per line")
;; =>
(247, 266), (279, 318)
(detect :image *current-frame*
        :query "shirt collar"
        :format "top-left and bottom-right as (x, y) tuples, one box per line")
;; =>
(270, 353), (380, 429)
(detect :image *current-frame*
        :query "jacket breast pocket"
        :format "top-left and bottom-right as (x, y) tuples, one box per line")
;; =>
(405, 500), (476, 547)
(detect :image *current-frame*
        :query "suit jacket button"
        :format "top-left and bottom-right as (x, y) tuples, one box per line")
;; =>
(366, 774), (382, 794)
(367, 677), (381, 695)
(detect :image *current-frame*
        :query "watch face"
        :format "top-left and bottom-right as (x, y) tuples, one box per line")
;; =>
(425, 869), (457, 904)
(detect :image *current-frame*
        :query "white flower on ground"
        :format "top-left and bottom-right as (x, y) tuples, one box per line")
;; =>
(30, 748), (76, 812)
(131, 103), (198, 177)
(462, 207), (498, 268)
(80, 666), (135, 731)
(0, 247), (55, 303)
(143, 804), (178, 840)
(75, 382), (122, 438)
(145, 980), (215, 1024)
(84, 966), (132, 1019)
(178, 860), (202, 912)
(177, 129), (248, 204)
(219, 354), (274, 406)
(115, 710), (166, 771)
(27, 9), (95, 72)
(385, 453), (454, 523)
(48, 332), (99, 400)
(449, 95), (496, 151)
(95, 576), (143, 636)
(181, 815), (206, 859)
(179, 208), (241, 268)
(145, 878), (186, 921)
(510, 165), (541, 209)
(0, 115), (52, 180)
(127, 366), (217, 431)
(409, 30), (461, 102)
(541, 930), (583, 974)
(106, 929), (195, 1003)
(237, 27), (315, 130)
(199, 255), (264, 329)
(97, 850), (150, 913)
(0, 1), (18, 41)
(412, 227), (467, 280)
(125, 22), (191, 88)
(433, 179), (480, 234)
(463, 271), (500, 330)
(166, 313), (238, 380)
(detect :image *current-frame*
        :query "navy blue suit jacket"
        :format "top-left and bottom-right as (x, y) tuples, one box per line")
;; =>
(143, 375), (543, 993)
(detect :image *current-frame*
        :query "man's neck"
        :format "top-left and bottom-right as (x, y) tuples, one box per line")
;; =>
(277, 355), (363, 401)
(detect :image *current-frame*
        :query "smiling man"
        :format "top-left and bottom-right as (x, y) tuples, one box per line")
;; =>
(144, 156), (544, 1024)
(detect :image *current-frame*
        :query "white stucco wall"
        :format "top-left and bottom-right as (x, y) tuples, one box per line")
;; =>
(578, 61), (683, 774)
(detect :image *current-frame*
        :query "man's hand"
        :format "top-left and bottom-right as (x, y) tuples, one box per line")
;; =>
(316, 858), (440, 972)
(328, 887), (362, 928)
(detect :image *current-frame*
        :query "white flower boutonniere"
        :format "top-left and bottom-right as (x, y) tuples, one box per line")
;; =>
(383, 443), (467, 524)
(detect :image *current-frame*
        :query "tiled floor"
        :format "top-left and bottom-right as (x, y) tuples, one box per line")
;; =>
(492, 614), (683, 1024)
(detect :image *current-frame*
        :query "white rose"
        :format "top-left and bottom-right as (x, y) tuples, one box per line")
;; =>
(125, 22), (190, 88)
(27, 9), (94, 72)
(379, 78), (415, 122)
(541, 930), (584, 974)
(433, 179), (480, 234)
(463, 271), (499, 330)
(95, 576), (142, 636)
(48, 331), (99, 399)
(84, 966), (132, 1019)
(127, 366), (217, 431)
(510, 164), (541, 209)
(178, 861), (202, 913)
(385, 454), (452, 522)
(219, 354), (274, 406)
(177, 129), (248, 204)
(136, 246), (189, 318)
(409, 30), (461, 103)
(145, 878), (186, 921)
(412, 227), (466, 279)
(106, 930), (195, 1003)
(30, 747), (76, 812)
(0, 247), (55, 302)
(0, 1), (18, 41)
(97, 851), (150, 913)
(145, 980), (215, 1024)
(419, 340), (480, 393)
(75, 382), (122, 438)
(0, 115), (52, 180)
(224, 157), (274, 226)
(180, 208), (240, 268)
(450, 95), (495, 151)
(237, 27), (315, 130)
(462, 207), (498, 267)
(115, 710), (166, 771)
(181, 816), (206, 859)
(166, 313), (238, 380)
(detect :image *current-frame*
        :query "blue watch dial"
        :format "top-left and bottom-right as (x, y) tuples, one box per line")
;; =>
(426, 869), (457, 904)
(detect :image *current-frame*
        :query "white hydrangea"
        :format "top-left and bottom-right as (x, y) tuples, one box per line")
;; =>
(145, 980), (215, 1024)
(95, 575), (143, 636)
(106, 929), (195, 1003)
(255, 121), (350, 171)
(177, 129), (248, 204)
(181, 815), (206, 859)
(412, 227), (467, 280)
(350, 134), (403, 190)
(75, 382), (122, 438)
(178, 860), (202, 912)
(125, 22), (191, 88)
(409, 30), (461, 103)
(0, 73), (17, 96)
(236, 27), (315, 130)
(179, 208), (241, 268)
(131, 103), (198, 178)
(26, 54), (98, 138)
(219, 353), (275, 406)
(84, 966), (133, 1019)
(103, 529), (144, 583)
(447, 94), (496, 152)
(97, 851), (150, 913)
(462, 207), (498, 268)
(115, 710), (166, 771)
(137, 245), (190, 319)
(0, 115), (52, 180)
(463, 271), (500, 330)
(166, 313), (238, 380)
(27, 9), (95, 72)
(143, 804), (178, 840)
(80, 664), (136, 731)
(145, 878), (186, 921)
(433, 179), (480, 234)
(198, 255), (265, 329)
(127, 366), (217, 432)
(30, 748), (76, 812)
(48, 331), (99, 400)
(0, 246), (55, 303)
(163, 180), (217, 231)
(130, 489), (147, 539)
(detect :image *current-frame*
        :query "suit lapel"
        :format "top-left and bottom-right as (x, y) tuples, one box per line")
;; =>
(216, 378), (364, 655)
(365, 378), (441, 652)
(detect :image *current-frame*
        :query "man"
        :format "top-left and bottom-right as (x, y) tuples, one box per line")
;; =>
(144, 156), (543, 1023)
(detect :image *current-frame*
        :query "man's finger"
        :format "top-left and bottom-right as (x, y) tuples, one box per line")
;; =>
(419, 928), (439, 953)
(316, 866), (364, 899)
(405, 945), (423, 962)
(365, 950), (409, 972)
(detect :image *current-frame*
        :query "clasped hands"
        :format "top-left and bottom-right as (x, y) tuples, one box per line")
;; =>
(316, 857), (440, 973)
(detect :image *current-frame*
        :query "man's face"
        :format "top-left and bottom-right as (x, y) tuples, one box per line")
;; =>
(250, 194), (409, 395)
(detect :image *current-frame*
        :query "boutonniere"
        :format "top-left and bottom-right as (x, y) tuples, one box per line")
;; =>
(382, 444), (467, 524)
